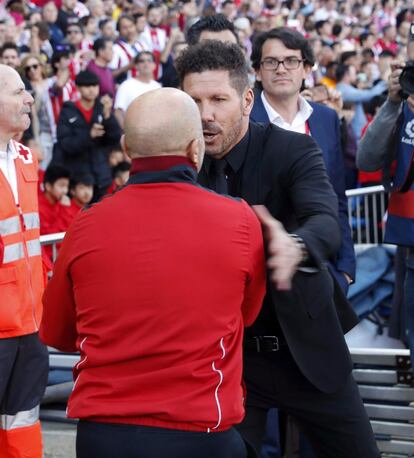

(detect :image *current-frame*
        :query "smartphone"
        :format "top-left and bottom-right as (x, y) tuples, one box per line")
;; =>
(309, 85), (329, 103)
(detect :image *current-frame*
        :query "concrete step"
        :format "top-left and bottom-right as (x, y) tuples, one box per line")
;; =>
(42, 421), (76, 458)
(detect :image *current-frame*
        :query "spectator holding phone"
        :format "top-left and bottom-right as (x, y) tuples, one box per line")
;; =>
(53, 70), (121, 201)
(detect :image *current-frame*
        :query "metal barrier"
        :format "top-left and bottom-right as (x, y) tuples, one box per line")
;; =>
(345, 185), (387, 245)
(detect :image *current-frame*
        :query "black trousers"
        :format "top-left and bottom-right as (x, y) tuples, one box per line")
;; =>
(77, 421), (248, 458)
(237, 346), (380, 458)
(0, 333), (49, 415)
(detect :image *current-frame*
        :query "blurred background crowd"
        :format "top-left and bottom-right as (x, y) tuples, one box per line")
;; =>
(0, 0), (412, 247)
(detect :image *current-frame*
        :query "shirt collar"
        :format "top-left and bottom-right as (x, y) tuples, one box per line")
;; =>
(261, 91), (313, 128)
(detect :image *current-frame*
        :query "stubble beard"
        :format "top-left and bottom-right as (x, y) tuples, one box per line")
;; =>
(205, 114), (244, 160)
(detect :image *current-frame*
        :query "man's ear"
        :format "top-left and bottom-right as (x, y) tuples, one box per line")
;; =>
(243, 87), (254, 116)
(186, 137), (205, 171)
(120, 134), (130, 158)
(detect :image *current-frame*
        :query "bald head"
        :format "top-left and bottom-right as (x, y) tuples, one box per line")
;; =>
(0, 64), (33, 147)
(0, 63), (20, 86)
(123, 88), (205, 168)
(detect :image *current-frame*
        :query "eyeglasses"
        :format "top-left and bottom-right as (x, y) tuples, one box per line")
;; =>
(67, 29), (81, 35)
(137, 58), (153, 63)
(260, 57), (304, 71)
(25, 64), (39, 72)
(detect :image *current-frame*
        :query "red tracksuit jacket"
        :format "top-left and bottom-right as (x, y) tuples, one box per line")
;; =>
(40, 157), (265, 433)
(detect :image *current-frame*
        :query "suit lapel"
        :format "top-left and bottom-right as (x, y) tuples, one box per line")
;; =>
(307, 105), (328, 164)
(251, 91), (270, 123)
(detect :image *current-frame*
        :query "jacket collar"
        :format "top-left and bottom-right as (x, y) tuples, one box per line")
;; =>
(127, 156), (197, 186)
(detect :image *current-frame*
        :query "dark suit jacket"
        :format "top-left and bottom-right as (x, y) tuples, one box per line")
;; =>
(199, 122), (358, 393)
(250, 94), (356, 290)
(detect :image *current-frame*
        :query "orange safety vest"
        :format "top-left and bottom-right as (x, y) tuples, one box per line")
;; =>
(0, 140), (44, 338)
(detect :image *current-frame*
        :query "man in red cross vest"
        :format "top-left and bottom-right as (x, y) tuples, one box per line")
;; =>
(0, 63), (49, 458)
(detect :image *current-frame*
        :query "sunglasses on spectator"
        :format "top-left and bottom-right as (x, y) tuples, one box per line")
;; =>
(67, 29), (81, 34)
(25, 64), (40, 72)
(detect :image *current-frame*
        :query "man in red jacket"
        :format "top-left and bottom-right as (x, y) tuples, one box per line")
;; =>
(40, 88), (266, 458)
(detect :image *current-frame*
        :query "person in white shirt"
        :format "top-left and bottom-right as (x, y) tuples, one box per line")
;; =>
(114, 51), (161, 129)
(110, 15), (149, 84)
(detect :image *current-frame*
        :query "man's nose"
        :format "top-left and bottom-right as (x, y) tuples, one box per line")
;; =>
(199, 102), (215, 122)
(275, 62), (287, 74)
(26, 91), (34, 106)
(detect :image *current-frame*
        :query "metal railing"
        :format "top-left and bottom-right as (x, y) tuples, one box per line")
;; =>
(40, 186), (389, 253)
(345, 185), (387, 245)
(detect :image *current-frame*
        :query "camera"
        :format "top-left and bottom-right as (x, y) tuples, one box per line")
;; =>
(399, 61), (414, 97)
(400, 23), (414, 96)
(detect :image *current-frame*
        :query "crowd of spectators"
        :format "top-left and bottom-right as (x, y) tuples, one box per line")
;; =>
(0, 0), (412, 242)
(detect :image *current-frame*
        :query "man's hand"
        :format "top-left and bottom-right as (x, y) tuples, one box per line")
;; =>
(388, 62), (404, 103)
(90, 123), (105, 138)
(253, 205), (302, 291)
(101, 94), (113, 119)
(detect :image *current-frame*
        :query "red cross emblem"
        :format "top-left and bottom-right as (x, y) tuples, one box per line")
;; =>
(16, 144), (32, 164)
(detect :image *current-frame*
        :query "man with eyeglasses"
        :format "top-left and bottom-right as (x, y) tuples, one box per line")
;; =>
(114, 51), (160, 129)
(251, 27), (355, 295)
(249, 27), (361, 457)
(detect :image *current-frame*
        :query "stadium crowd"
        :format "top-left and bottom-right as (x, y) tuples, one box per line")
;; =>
(0, 0), (411, 236)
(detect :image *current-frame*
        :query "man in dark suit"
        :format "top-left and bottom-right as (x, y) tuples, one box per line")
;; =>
(250, 27), (355, 294)
(176, 41), (379, 458)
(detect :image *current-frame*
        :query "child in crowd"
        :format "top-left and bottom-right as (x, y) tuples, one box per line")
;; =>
(38, 164), (71, 236)
(107, 161), (131, 193)
(38, 164), (71, 266)
(65, 173), (95, 225)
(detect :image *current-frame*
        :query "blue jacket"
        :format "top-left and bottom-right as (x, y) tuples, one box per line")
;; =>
(251, 93), (356, 289)
(385, 103), (414, 247)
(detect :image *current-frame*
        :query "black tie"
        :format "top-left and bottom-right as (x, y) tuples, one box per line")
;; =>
(210, 159), (228, 194)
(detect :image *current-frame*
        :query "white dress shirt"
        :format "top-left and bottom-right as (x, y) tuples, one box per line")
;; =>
(0, 144), (18, 203)
(261, 91), (313, 135)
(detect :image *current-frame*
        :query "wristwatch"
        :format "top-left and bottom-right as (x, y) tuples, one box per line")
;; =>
(289, 233), (308, 264)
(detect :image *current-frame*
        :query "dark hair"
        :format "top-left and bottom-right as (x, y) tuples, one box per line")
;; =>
(112, 161), (131, 178)
(361, 48), (375, 60)
(44, 164), (71, 186)
(75, 70), (99, 86)
(116, 14), (135, 32)
(93, 37), (112, 54)
(34, 21), (50, 41)
(379, 49), (395, 59)
(251, 27), (315, 71)
(99, 18), (111, 30)
(79, 15), (95, 28)
(335, 63), (349, 82)
(340, 50), (357, 64)
(51, 49), (70, 74)
(175, 40), (249, 95)
(147, 2), (162, 12)
(332, 24), (342, 37)
(315, 20), (328, 33)
(66, 22), (83, 33)
(136, 50), (154, 62)
(360, 32), (373, 45)
(0, 41), (19, 57)
(70, 173), (95, 189)
(186, 14), (238, 46)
